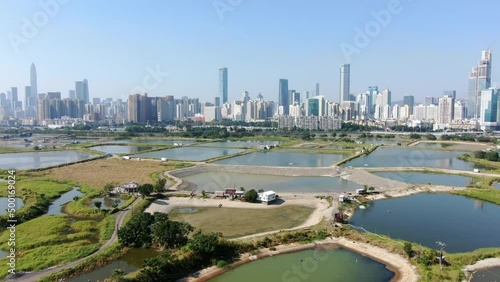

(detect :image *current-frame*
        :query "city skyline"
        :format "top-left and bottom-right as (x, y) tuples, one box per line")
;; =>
(1, 1), (499, 104)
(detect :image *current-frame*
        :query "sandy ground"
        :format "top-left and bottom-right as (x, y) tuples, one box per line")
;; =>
(463, 258), (500, 280)
(365, 184), (467, 201)
(145, 193), (333, 239)
(182, 237), (419, 282)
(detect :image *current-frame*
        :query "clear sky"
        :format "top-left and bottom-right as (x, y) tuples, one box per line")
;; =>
(1, 0), (499, 104)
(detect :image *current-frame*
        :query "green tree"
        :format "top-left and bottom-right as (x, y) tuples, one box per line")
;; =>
(474, 150), (486, 159)
(152, 220), (194, 248)
(139, 183), (154, 197)
(154, 178), (167, 193)
(258, 189), (264, 193)
(403, 242), (413, 258)
(94, 200), (102, 209)
(112, 199), (121, 208)
(243, 189), (258, 203)
(485, 151), (499, 162)
(118, 212), (156, 247)
(425, 134), (437, 140)
(103, 183), (115, 196)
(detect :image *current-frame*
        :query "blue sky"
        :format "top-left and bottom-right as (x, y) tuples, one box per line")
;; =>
(1, 0), (499, 104)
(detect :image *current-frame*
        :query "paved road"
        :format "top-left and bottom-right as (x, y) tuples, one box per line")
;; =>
(8, 198), (140, 282)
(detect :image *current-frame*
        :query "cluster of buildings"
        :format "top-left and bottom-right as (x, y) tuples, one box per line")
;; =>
(275, 50), (497, 131)
(1, 49), (498, 131)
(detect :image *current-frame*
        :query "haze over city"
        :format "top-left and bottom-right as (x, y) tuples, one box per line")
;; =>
(1, 0), (500, 104)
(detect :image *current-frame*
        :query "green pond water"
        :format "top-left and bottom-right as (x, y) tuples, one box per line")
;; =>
(214, 151), (345, 167)
(67, 248), (158, 281)
(47, 187), (84, 215)
(183, 172), (364, 192)
(350, 193), (500, 253)
(209, 248), (395, 282)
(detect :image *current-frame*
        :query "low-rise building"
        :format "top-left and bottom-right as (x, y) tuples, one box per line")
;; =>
(257, 190), (276, 203)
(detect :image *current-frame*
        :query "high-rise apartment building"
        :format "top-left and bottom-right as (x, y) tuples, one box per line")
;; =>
(340, 64), (350, 103)
(219, 67), (228, 104)
(438, 95), (455, 124)
(403, 95), (414, 115)
(468, 50), (492, 119)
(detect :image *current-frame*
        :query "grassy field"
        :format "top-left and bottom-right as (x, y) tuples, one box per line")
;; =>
(453, 188), (500, 205)
(0, 216), (101, 276)
(169, 205), (314, 238)
(33, 158), (175, 188)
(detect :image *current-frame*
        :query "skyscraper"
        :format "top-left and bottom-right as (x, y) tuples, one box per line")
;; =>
(368, 86), (378, 116)
(10, 87), (18, 110)
(340, 64), (350, 103)
(443, 90), (456, 99)
(82, 79), (89, 104)
(219, 67), (228, 104)
(30, 63), (37, 99)
(315, 83), (320, 96)
(468, 50), (492, 119)
(75, 79), (89, 104)
(24, 86), (31, 111)
(480, 88), (500, 130)
(278, 79), (289, 115)
(75, 81), (84, 101)
(403, 95), (414, 115)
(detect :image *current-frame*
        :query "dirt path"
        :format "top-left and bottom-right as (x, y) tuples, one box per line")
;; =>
(8, 198), (140, 282)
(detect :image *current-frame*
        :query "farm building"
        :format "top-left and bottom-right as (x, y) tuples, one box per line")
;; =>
(120, 182), (140, 193)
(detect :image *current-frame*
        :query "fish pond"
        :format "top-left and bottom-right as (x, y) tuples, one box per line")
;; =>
(182, 172), (364, 193)
(90, 145), (155, 154)
(209, 248), (395, 282)
(133, 147), (245, 161)
(350, 193), (500, 253)
(67, 248), (158, 282)
(0, 151), (97, 170)
(342, 147), (483, 171)
(214, 151), (346, 167)
(372, 172), (473, 186)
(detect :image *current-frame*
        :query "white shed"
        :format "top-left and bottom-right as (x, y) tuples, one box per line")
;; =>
(257, 190), (276, 203)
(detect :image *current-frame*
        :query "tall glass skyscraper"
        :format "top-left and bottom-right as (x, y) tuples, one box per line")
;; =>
(219, 67), (228, 104)
(468, 50), (492, 119)
(403, 95), (415, 115)
(480, 88), (500, 130)
(340, 64), (350, 103)
(30, 63), (37, 102)
(368, 86), (378, 116)
(279, 79), (289, 115)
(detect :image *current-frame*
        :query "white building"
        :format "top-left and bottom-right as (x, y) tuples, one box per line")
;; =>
(257, 191), (276, 203)
(438, 95), (455, 125)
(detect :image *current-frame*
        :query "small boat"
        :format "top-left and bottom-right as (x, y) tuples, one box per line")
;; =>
(359, 205), (366, 209)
